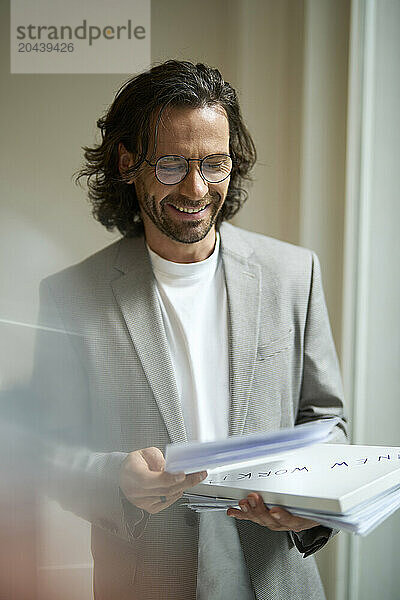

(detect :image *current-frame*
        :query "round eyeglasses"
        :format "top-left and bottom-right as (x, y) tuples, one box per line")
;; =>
(144, 154), (233, 186)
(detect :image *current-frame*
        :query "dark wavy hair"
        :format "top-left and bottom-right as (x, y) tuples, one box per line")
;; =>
(75, 60), (257, 237)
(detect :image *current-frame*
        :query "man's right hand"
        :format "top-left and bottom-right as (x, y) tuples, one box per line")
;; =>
(119, 446), (207, 514)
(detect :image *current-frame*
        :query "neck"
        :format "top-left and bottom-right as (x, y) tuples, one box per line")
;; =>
(144, 223), (217, 263)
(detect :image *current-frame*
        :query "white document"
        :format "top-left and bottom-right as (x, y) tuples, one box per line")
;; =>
(187, 444), (400, 512)
(183, 444), (400, 536)
(184, 485), (400, 536)
(285, 485), (400, 535)
(165, 418), (340, 474)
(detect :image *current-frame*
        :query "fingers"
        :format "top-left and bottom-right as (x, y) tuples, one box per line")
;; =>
(137, 468), (208, 514)
(130, 470), (207, 498)
(140, 447), (166, 471)
(181, 470), (208, 491)
(227, 493), (285, 529)
(227, 493), (320, 532)
(119, 447), (207, 511)
(126, 469), (208, 514)
(121, 448), (183, 491)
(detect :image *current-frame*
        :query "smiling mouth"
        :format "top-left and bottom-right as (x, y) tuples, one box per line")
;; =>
(168, 204), (209, 214)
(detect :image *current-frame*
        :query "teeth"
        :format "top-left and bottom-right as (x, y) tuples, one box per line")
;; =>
(172, 205), (207, 214)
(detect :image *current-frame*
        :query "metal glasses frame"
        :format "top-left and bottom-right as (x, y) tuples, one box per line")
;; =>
(143, 154), (233, 185)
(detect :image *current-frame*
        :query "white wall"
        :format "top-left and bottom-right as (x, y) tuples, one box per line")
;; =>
(343, 1), (400, 599)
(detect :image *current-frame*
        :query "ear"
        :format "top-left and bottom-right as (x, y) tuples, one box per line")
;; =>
(118, 143), (135, 182)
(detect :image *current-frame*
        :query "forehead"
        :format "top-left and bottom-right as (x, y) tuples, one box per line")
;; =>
(152, 105), (229, 156)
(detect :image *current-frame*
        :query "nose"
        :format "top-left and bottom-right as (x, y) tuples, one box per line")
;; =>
(177, 162), (209, 200)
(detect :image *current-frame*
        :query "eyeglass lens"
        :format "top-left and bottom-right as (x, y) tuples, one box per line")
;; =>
(155, 155), (232, 185)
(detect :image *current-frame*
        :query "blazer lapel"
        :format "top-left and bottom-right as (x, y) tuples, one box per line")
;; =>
(111, 237), (187, 444)
(220, 225), (262, 437)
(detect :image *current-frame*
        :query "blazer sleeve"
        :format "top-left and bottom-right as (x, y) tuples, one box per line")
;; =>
(291, 251), (348, 556)
(31, 279), (143, 541)
(296, 251), (347, 439)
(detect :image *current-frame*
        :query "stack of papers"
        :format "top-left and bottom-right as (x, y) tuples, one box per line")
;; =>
(165, 418), (340, 474)
(183, 444), (400, 536)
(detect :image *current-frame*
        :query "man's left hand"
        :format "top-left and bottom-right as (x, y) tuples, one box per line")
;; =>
(227, 492), (320, 532)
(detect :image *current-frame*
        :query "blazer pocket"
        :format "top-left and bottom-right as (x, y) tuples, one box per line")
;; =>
(257, 328), (294, 360)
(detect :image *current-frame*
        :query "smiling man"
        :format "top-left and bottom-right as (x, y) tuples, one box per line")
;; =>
(33, 60), (347, 600)
(119, 103), (230, 262)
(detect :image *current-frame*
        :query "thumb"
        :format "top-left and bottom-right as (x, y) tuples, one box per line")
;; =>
(140, 447), (165, 472)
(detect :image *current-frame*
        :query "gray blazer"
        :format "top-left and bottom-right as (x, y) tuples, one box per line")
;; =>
(32, 222), (347, 600)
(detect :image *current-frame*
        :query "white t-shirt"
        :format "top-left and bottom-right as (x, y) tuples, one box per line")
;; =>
(147, 233), (230, 442)
(147, 235), (255, 599)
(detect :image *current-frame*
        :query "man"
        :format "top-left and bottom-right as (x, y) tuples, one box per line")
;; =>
(33, 60), (347, 599)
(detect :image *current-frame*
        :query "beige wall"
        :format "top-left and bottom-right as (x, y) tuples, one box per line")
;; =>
(1, 1), (350, 599)
(0, 0), (348, 377)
